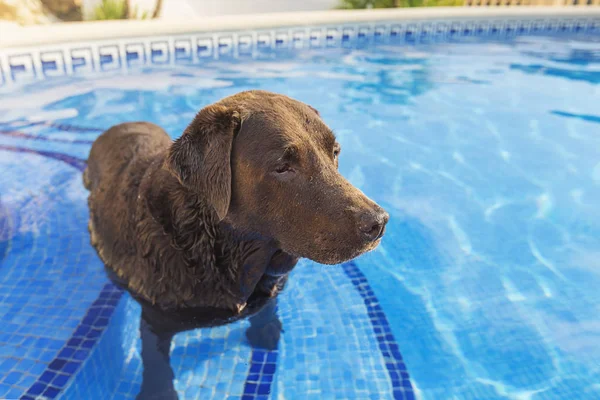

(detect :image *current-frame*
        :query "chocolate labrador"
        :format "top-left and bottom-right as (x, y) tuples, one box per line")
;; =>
(84, 90), (388, 399)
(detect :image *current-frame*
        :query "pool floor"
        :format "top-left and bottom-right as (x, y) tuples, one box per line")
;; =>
(1, 32), (600, 399)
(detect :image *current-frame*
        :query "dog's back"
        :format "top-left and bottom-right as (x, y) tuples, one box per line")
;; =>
(85, 122), (172, 277)
(84, 122), (170, 191)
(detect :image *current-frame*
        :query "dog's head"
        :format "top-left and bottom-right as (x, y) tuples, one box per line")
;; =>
(166, 90), (388, 264)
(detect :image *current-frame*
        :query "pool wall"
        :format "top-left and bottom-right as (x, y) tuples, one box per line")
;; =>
(1, 8), (599, 87)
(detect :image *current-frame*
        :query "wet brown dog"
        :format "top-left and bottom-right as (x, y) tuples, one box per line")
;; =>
(84, 90), (388, 399)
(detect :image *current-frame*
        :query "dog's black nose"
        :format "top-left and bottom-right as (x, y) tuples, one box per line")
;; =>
(358, 209), (389, 242)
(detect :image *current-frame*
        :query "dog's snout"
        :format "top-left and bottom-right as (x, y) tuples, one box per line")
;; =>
(358, 208), (389, 242)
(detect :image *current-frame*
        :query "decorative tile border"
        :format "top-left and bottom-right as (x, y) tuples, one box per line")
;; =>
(0, 17), (598, 87)
(342, 261), (415, 400)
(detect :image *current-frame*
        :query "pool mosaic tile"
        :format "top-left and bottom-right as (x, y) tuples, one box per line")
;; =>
(62, 292), (262, 400)
(342, 262), (415, 400)
(62, 259), (409, 400)
(0, 118), (417, 399)
(1, 22), (600, 399)
(0, 137), (109, 399)
(23, 283), (123, 399)
(275, 261), (400, 400)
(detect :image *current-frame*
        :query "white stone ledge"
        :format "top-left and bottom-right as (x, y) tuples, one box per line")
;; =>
(1, 7), (599, 49)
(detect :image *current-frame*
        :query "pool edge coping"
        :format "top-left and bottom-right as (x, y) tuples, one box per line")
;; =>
(2, 7), (600, 49)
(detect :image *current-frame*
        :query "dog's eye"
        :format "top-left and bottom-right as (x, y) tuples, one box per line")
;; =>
(333, 150), (340, 160)
(275, 164), (294, 174)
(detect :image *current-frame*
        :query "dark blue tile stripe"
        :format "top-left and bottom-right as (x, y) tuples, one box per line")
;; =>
(0, 143), (125, 399)
(0, 145), (87, 172)
(0, 120), (104, 133)
(342, 261), (415, 400)
(43, 122), (104, 133)
(0, 129), (94, 144)
(241, 262), (415, 400)
(242, 349), (278, 400)
(20, 283), (124, 400)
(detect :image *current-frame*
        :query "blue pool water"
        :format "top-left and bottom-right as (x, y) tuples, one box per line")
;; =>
(1, 32), (600, 400)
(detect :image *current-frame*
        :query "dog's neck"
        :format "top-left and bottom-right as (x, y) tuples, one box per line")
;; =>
(139, 160), (287, 310)
(144, 164), (271, 249)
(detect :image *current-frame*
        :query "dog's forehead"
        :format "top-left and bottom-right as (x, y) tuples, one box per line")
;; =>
(240, 101), (334, 146)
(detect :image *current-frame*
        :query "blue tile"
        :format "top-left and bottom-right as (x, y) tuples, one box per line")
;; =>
(47, 340), (63, 351)
(245, 382), (257, 394)
(43, 386), (61, 399)
(5, 387), (23, 399)
(33, 338), (50, 349)
(18, 374), (36, 388)
(2, 370), (22, 385)
(48, 358), (67, 371)
(73, 326), (90, 338)
(0, 384), (11, 397)
(72, 349), (89, 361)
(251, 351), (266, 362)
(62, 361), (81, 374)
(39, 371), (56, 384)
(257, 383), (271, 395)
(52, 373), (69, 388)
(27, 382), (47, 396)
(266, 352), (277, 363)
(58, 347), (75, 359)
(263, 363), (276, 375)
(29, 362), (47, 375)
(40, 350), (57, 362)
(249, 364), (261, 374)
(87, 328), (102, 339)
(15, 358), (35, 372)
(404, 391), (416, 400)
(67, 338), (82, 347)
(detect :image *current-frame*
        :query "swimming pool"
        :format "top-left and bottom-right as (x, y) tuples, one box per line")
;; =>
(1, 12), (600, 400)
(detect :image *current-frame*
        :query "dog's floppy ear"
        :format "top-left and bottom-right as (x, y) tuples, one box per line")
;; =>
(165, 104), (241, 221)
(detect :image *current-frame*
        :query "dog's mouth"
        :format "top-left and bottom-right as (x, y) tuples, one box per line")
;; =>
(322, 237), (385, 265)
(377, 225), (386, 241)
(279, 224), (387, 266)
(363, 237), (383, 255)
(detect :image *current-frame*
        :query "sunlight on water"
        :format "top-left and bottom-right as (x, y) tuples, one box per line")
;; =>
(1, 33), (600, 399)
